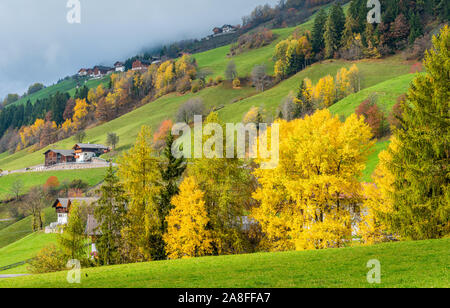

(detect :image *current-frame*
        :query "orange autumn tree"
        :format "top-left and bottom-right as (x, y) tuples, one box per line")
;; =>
(252, 109), (374, 251)
(164, 176), (212, 259)
(44, 176), (60, 192)
(153, 119), (173, 152)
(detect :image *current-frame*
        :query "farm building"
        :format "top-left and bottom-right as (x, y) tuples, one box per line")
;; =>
(132, 59), (151, 71)
(73, 143), (110, 162)
(43, 149), (75, 166)
(114, 61), (125, 72)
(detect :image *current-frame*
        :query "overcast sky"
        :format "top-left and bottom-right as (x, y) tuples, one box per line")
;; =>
(0, 0), (277, 99)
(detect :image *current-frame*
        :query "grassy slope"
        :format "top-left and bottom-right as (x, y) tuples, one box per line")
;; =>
(0, 85), (256, 171)
(220, 56), (412, 123)
(195, 22), (313, 78)
(328, 73), (416, 181)
(0, 168), (106, 200)
(10, 76), (110, 107)
(0, 207), (56, 249)
(1, 238), (448, 288)
(0, 232), (57, 274)
(329, 73), (416, 118)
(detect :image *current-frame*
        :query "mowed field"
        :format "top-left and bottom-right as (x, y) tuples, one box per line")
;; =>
(0, 207), (56, 249)
(0, 232), (57, 274)
(0, 168), (107, 200)
(0, 238), (448, 288)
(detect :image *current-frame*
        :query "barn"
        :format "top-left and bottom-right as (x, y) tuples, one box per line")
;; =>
(43, 149), (75, 167)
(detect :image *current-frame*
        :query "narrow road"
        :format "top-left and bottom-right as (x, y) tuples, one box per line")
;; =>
(0, 274), (29, 279)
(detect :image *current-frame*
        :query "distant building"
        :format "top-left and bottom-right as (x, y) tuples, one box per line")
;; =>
(73, 143), (110, 162)
(78, 68), (88, 76)
(43, 149), (75, 167)
(132, 59), (151, 71)
(92, 66), (114, 78)
(44, 144), (109, 166)
(114, 61), (125, 72)
(212, 24), (238, 37)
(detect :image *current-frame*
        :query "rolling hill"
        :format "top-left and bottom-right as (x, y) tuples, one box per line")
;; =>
(1, 238), (448, 288)
(0, 232), (57, 274)
(7, 76), (110, 107)
(0, 168), (106, 201)
(0, 207), (56, 249)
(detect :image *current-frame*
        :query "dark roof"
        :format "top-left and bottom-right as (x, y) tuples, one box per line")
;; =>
(52, 197), (99, 209)
(73, 143), (109, 150)
(44, 149), (75, 156)
(114, 61), (124, 66)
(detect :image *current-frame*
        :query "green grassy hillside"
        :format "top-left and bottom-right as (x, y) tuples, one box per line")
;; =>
(10, 76), (110, 107)
(0, 232), (57, 274)
(220, 57), (413, 123)
(0, 85), (256, 171)
(329, 73), (416, 118)
(0, 168), (106, 200)
(195, 22), (313, 78)
(1, 238), (448, 288)
(0, 207), (56, 249)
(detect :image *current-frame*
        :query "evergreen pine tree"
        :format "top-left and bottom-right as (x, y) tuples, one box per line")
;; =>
(408, 11), (423, 45)
(312, 8), (328, 55)
(94, 163), (128, 265)
(324, 2), (346, 59)
(159, 132), (187, 234)
(388, 26), (450, 239)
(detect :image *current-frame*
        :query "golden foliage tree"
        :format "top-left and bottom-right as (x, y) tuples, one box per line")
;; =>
(119, 125), (162, 261)
(189, 112), (254, 255)
(359, 138), (398, 244)
(164, 176), (213, 259)
(252, 109), (374, 251)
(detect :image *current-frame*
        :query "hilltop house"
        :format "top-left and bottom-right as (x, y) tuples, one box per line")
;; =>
(92, 66), (114, 78)
(114, 61), (125, 72)
(211, 24), (238, 37)
(132, 59), (151, 71)
(78, 68), (88, 76)
(78, 66), (114, 78)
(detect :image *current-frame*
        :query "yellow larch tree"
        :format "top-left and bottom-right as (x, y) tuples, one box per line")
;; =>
(72, 98), (89, 129)
(335, 67), (352, 100)
(348, 64), (361, 93)
(313, 75), (336, 108)
(118, 125), (162, 261)
(164, 176), (213, 259)
(359, 137), (397, 244)
(252, 109), (374, 251)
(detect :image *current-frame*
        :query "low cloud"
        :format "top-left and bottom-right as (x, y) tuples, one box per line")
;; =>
(0, 0), (277, 98)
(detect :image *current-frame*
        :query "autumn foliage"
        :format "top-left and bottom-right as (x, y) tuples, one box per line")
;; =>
(164, 176), (212, 259)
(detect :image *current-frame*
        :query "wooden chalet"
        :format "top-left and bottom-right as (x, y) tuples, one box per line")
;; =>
(52, 197), (99, 225)
(44, 149), (75, 167)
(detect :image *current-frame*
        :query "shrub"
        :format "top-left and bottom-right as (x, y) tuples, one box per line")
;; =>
(232, 78), (241, 88)
(28, 244), (66, 274)
(355, 96), (389, 139)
